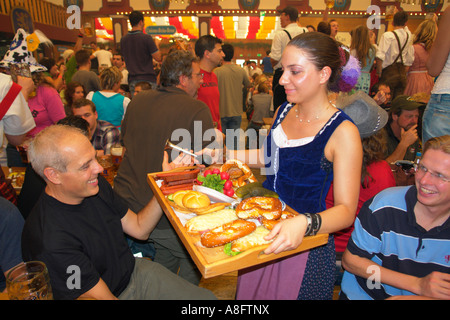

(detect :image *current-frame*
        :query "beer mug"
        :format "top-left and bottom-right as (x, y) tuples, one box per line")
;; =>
(110, 143), (123, 168)
(6, 261), (53, 300)
(84, 22), (93, 37)
(97, 154), (115, 184)
(325, 0), (335, 9)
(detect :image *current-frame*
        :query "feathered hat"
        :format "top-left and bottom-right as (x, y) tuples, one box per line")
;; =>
(0, 28), (52, 72)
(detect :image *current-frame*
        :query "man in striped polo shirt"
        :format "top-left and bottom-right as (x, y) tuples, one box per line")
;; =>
(340, 135), (450, 300)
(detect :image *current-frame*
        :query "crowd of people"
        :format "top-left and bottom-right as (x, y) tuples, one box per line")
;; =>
(0, 5), (449, 301)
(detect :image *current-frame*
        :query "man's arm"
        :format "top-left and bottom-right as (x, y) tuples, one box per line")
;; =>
(385, 125), (418, 163)
(151, 38), (162, 63)
(77, 278), (118, 300)
(120, 151), (194, 240)
(342, 249), (450, 299)
(121, 196), (163, 241)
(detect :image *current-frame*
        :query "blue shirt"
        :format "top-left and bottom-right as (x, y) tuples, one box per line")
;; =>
(91, 92), (125, 128)
(262, 56), (273, 74)
(340, 186), (450, 300)
(0, 197), (24, 291)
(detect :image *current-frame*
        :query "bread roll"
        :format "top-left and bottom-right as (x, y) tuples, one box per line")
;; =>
(172, 190), (191, 207)
(182, 191), (210, 209)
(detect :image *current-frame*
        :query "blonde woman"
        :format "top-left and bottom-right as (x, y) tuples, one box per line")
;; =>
(86, 66), (131, 129)
(350, 25), (376, 94)
(404, 19), (437, 96)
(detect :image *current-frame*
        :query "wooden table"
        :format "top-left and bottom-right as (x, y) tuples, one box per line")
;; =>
(147, 168), (329, 279)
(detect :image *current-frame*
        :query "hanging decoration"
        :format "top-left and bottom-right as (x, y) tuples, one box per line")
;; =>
(149, 0), (170, 11)
(238, 0), (260, 11)
(333, 0), (351, 12)
(256, 16), (275, 40)
(210, 16), (225, 39)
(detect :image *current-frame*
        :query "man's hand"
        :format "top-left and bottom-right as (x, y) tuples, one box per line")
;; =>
(416, 271), (450, 300)
(16, 76), (35, 101)
(399, 125), (418, 147)
(373, 90), (386, 105)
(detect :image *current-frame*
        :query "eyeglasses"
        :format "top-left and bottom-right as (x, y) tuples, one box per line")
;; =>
(193, 73), (204, 78)
(415, 162), (450, 183)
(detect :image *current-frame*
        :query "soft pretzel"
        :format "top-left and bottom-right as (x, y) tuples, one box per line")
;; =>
(261, 211), (299, 230)
(236, 196), (282, 220)
(200, 219), (256, 248)
(220, 159), (257, 187)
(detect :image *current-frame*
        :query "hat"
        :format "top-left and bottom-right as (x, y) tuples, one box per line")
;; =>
(390, 95), (426, 114)
(277, 6), (298, 21)
(338, 91), (389, 138)
(0, 28), (48, 73)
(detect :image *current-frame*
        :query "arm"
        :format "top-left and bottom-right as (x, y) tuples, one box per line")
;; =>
(375, 33), (389, 77)
(269, 32), (284, 68)
(342, 249), (450, 300)
(385, 125), (418, 163)
(120, 151), (194, 240)
(5, 133), (27, 146)
(77, 278), (118, 300)
(151, 38), (162, 63)
(426, 6), (450, 77)
(264, 121), (362, 254)
(44, 65), (66, 92)
(120, 193), (163, 241)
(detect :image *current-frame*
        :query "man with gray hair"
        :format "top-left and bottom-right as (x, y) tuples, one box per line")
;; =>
(114, 49), (218, 285)
(21, 124), (215, 300)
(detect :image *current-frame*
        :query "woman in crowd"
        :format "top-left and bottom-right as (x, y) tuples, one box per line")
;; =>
(63, 81), (85, 115)
(86, 66), (130, 129)
(229, 32), (362, 300)
(6, 68), (66, 166)
(404, 19), (437, 96)
(350, 25), (376, 94)
(39, 57), (66, 92)
(326, 92), (396, 284)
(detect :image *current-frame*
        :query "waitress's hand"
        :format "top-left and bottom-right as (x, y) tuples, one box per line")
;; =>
(263, 214), (308, 255)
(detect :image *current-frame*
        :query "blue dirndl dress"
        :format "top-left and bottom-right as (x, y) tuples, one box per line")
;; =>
(236, 101), (353, 300)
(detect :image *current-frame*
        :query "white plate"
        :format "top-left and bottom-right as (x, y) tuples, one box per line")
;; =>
(193, 185), (235, 203)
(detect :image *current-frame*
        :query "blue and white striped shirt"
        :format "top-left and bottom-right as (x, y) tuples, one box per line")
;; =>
(340, 186), (450, 300)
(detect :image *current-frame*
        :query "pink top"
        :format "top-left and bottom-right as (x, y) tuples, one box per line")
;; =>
(27, 85), (66, 137)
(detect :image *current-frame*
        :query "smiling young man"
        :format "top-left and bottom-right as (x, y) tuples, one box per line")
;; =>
(340, 135), (450, 300)
(72, 98), (120, 156)
(21, 125), (215, 300)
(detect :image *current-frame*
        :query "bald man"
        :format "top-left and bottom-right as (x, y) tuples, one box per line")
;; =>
(21, 125), (215, 300)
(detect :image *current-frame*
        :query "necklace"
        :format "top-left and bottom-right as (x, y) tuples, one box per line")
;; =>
(294, 103), (332, 123)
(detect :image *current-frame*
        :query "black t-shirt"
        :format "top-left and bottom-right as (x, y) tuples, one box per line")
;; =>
(21, 176), (133, 300)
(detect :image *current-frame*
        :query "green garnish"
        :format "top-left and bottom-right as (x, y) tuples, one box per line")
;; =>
(224, 243), (240, 256)
(197, 173), (226, 192)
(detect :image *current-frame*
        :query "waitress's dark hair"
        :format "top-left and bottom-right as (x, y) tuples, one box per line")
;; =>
(287, 32), (344, 93)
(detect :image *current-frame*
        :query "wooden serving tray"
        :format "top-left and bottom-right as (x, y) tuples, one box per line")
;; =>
(147, 167), (329, 279)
